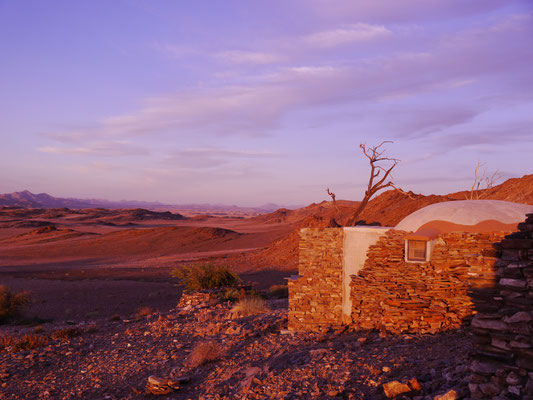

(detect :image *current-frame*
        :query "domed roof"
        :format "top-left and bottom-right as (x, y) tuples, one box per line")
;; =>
(396, 200), (533, 233)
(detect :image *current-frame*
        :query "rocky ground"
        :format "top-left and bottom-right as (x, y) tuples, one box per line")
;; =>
(0, 295), (471, 400)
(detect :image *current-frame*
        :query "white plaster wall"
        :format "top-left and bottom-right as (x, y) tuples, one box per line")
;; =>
(341, 226), (391, 322)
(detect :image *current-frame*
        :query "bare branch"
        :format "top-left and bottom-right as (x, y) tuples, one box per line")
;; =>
(346, 141), (400, 226)
(469, 160), (485, 200)
(326, 187), (342, 225)
(468, 161), (501, 200)
(390, 183), (416, 199)
(326, 187), (337, 204)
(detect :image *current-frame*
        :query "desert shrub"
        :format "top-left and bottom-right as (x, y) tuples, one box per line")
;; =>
(219, 287), (241, 302)
(52, 327), (81, 341)
(33, 325), (44, 334)
(109, 314), (121, 322)
(13, 334), (49, 351)
(230, 296), (269, 317)
(0, 334), (15, 351)
(171, 263), (241, 292)
(188, 341), (223, 367)
(135, 306), (152, 320)
(269, 284), (289, 299)
(84, 311), (99, 319)
(86, 323), (99, 333)
(0, 334), (49, 352)
(0, 285), (30, 323)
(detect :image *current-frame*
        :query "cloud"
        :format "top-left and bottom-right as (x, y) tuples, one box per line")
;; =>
(215, 50), (284, 64)
(377, 106), (480, 137)
(43, 12), (533, 148)
(67, 161), (123, 174)
(37, 141), (149, 156)
(164, 147), (275, 169)
(428, 122), (533, 151)
(303, 23), (391, 47)
(302, 0), (522, 23)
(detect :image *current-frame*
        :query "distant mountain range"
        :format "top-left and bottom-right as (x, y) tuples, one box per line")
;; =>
(0, 190), (293, 214)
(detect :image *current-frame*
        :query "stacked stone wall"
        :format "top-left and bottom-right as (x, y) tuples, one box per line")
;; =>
(288, 228), (344, 331)
(469, 214), (533, 399)
(349, 230), (506, 334)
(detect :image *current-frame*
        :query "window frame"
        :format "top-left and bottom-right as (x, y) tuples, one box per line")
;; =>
(406, 239), (427, 262)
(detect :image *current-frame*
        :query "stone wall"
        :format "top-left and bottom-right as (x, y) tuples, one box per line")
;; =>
(288, 228), (344, 331)
(349, 230), (507, 334)
(469, 214), (533, 399)
(288, 227), (509, 334)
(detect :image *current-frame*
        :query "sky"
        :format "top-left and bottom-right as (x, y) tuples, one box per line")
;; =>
(1, 0), (532, 206)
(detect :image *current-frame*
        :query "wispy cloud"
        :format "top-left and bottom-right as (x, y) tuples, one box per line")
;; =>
(37, 141), (149, 156)
(303, 23), (391, 47)
(303, 0), (519, 22)
(428, 122), (533, 151)
(164, 147), (275, 168)
(42, 12), (533, 151)
(215, 50), (284, 64)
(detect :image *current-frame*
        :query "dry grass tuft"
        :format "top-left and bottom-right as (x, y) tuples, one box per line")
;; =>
(188, 341), (224, 368)
(135, 306), (152, 320)
(0, 333), (49, 352)
(33, 325), (45, 334)
(109, 314), (121, 322)
(52, 327), (82, 341)
(0, 285), (30, 323)
(230, 296), (269, 317)
(269, 284), (289, 299)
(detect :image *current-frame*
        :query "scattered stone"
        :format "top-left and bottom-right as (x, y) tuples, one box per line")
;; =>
(145, 375), (180, 395)
(433, 389), (458, 400)
(383, 378), (421, 398)
(0, 292), (473, 399)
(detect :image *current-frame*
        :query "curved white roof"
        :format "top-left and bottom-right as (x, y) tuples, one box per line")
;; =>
(396, 200), (533, 232)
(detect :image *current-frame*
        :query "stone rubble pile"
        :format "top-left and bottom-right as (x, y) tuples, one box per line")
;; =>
(177, 291), (217, 308)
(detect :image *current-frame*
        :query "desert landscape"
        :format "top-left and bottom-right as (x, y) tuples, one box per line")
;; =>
(3, 1), (533, 399)
(1, 175), (533, 399)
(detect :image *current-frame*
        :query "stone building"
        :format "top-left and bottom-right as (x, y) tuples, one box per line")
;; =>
(288, 200), (533, 334)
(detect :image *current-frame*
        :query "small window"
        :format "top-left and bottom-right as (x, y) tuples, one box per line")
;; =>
(407, 240), (427, 262)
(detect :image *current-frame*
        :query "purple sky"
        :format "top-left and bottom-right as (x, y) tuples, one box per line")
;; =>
(1, 0), (532, 206)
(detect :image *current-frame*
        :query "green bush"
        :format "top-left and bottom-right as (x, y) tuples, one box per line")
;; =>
(0, 285), (30, 324)
(171, 263), (241, 292)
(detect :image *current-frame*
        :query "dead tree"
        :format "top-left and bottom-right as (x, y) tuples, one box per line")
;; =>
(326, 187), (342, 226)
(346, 141), (399, 226)
(326, 187), (338, 209)
(468, 161), (485, 200)
(467, 161), (502, 200)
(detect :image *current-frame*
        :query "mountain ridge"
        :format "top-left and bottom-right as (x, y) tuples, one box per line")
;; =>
(0, 190), (293, 214)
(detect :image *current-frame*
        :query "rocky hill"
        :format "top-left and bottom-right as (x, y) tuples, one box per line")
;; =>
(243, 174), (533, 269)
